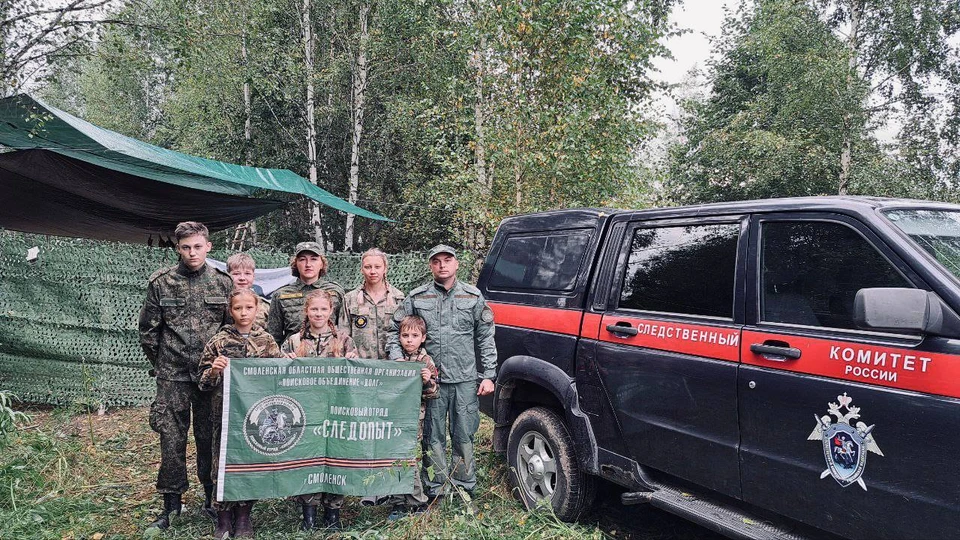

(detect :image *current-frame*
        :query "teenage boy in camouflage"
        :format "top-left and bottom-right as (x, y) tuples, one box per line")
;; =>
(386, 245), (497, 501)
(139, 221), (233, 530)
(265, 242), (347, 345)
(345, 248), (405, 360)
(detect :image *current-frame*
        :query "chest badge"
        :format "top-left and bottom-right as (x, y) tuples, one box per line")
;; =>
(354, 315), (368, 329)
(807, 393), (883, 491)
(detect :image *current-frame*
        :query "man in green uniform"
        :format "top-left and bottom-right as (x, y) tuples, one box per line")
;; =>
(265, 241), (347, 345)
(387, 245), (497, 500)
(139, 221), (233, 529)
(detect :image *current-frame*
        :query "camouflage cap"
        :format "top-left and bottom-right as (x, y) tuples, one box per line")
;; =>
(294, 241), (323, 257)
(428, 244), (457, 260)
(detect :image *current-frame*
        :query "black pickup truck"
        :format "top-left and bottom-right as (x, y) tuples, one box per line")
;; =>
(476, 197), (960, 540)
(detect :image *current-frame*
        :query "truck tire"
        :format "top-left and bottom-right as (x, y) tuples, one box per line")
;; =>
(507, 406), (596, 521)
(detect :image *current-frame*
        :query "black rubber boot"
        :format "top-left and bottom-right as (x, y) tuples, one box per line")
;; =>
(213, 508), (234, 539)
(234, 502), (254, 538)
(322, 507), (342, 530)
(203, 484), (217, 520)
(148, 493), (182, 530)
(300, 504), (317, 531)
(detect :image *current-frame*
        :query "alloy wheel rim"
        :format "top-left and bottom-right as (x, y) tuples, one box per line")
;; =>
(517, 430), (557, 502)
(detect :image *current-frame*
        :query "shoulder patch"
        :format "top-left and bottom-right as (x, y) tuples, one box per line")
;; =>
(148, 265), (177, 282)
(481, 306), (495, 323)
(408, 283), (432, 296)
(459, 283), (482, 295)
(318, 279), (346, 296)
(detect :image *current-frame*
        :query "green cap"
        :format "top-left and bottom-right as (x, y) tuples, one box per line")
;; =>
(428, 244), (457, 260)
(294, 241), (323, 257)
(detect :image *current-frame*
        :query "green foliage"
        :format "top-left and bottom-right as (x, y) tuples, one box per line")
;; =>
(0, 390), (28, 447)
(39, 0), (675, 255)
(666, 0), (960, 205)
(814, 0), (960, 193)
(666, 0), (865, 203)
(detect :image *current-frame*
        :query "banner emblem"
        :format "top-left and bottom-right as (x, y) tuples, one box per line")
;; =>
(808, 392), (883, 491)
(243, 395), (305, 456)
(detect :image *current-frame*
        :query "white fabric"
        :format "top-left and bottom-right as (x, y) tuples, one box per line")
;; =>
(208, 258), (296, 297)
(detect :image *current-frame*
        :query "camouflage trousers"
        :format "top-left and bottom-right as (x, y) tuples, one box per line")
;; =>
(421, 381), (481, 497)
(150, 379), (215, 494)
(384, 402), (429, 508)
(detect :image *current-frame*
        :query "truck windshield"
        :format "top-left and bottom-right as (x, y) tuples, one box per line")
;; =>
(884, 209), (960, 279)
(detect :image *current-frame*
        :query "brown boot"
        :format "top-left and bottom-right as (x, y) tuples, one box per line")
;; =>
(234, 502), (255, 538)
(213, 508), (234, 540)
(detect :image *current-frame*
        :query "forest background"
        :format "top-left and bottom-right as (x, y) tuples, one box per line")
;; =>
(2, 0), (959, 258)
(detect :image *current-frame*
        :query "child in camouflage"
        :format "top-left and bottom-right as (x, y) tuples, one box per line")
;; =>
(280, 289), (357, 531)
(385, 314), (439, 520)
(226, 252), (270, 329)
(197, 288), (281, 539)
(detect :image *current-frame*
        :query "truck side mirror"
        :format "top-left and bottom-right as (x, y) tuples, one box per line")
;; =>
(854, 288), (960, 337)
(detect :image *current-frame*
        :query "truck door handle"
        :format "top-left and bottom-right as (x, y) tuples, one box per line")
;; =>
(606, 322), (639, 337)
(750, 342), (801, 361)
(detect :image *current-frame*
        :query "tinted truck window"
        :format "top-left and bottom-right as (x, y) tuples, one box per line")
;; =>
(619, 223), (739, 318)
(489, 229), (591, 291)
(760, 220), (912, 329)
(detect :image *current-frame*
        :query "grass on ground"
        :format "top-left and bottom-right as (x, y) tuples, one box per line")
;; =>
(0, 406), (607, 540)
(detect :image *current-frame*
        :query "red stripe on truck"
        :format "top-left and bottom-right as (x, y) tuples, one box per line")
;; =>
(742, 330), (960, 399)
(487, 302), (583, 336)
(597, 315), (741, 362)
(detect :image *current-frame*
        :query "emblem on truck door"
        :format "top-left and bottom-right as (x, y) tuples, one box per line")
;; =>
(808, 393), (883, 491)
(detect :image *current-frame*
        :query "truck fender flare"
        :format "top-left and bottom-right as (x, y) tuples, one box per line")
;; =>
(495, 355), (599, 473)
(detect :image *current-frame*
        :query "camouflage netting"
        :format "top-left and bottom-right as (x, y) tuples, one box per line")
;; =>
(0, 231), (474, 407)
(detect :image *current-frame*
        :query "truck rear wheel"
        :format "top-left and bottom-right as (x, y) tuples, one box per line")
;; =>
(507, 406), (595, 521)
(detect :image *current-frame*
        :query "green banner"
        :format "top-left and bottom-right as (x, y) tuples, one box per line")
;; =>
(217, 357), (422, 502)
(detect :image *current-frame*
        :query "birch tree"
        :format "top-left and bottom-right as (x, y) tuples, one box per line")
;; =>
(812, 0), (960, 194)
(344, 2), (370, 251)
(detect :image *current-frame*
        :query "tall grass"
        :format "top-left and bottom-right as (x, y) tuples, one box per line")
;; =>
(0, 408), (604, 540)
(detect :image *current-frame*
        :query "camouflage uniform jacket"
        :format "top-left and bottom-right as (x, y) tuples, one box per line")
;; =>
(139, 261), (233, 382)
(344, 283), (405, 360)
(281, 327), (357, 358)
(197, 325), (281, 392)
(387, 279), (497, 384)
(255, 298), (271, 330)
(401, 348), (440, 401)
(266, 278), (347, 344)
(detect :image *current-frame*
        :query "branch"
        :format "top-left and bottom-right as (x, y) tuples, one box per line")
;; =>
(0, 0), (114, 29)
(870, 54), (923, 93)
(3, 1), (84, 73)
(864, 97), (902, 113)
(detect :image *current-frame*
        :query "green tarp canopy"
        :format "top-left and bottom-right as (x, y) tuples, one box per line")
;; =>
(0, 94), (388, 243)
